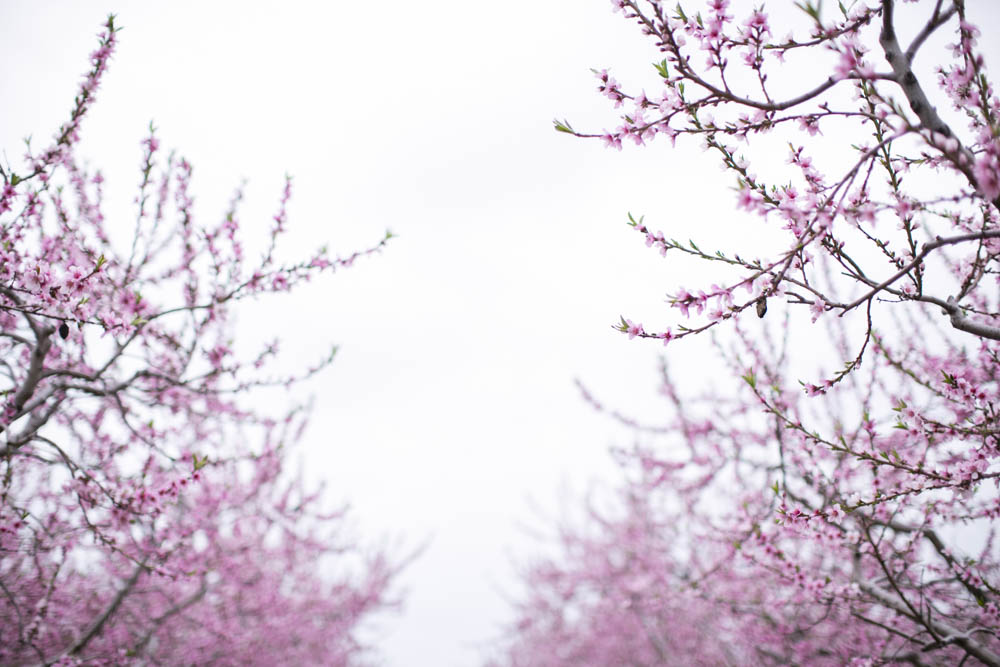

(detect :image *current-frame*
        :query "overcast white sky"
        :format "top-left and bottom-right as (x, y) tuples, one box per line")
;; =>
(4, 2), (995, 665)
(0, 4), (717, 663)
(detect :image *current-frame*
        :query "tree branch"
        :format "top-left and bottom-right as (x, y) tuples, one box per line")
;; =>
(905, 0), (956, 64)
(945, 295), (1000, 341)
(860, 581), (1000, 666)
(879, 0), (987, 203)
(840, 230), (1000, 340)
(55, 562), (148, 663)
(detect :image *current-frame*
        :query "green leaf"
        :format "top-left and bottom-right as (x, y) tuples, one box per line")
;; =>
(553, 118), (575, 134)
(794, 1), (821, 21)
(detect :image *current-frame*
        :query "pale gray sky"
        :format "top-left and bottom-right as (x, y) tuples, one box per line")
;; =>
(1, 4), (722, 663)
(9, 2), (989, 665)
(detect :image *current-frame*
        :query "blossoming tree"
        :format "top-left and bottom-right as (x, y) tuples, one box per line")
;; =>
(0, 17), (400, 665)
(499, 1), (1000, 664)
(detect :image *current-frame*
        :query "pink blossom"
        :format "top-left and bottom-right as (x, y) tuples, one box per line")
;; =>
(974, 152), (1000, 200)
(809, 298), (825, 322)
(798, 115), (821, 136)
(625, 319), (644, 339)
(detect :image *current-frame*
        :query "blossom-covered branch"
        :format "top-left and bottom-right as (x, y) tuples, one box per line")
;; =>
(0, 17), (402, 665)
(498, 2), (1000, 664)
